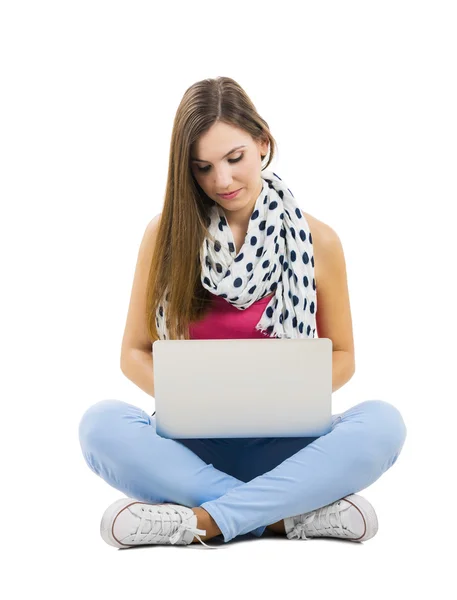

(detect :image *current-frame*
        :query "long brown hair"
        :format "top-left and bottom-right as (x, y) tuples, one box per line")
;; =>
(146, 76), (278, 342)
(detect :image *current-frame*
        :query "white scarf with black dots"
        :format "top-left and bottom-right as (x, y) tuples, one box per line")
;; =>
(155, 170), (317, 340)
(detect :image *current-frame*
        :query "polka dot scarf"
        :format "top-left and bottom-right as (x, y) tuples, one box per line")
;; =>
(155, 170), (317, 339)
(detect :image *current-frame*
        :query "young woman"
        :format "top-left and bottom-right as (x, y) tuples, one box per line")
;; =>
(78, 76), (407, 549)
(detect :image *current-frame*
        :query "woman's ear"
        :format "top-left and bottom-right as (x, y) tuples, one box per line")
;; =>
(259, 136), (269, 158)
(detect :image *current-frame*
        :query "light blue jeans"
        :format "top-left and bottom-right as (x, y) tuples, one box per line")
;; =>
(78, 398), (407, 543)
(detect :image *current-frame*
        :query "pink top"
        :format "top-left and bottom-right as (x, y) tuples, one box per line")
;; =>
(189, 292), (275, 339)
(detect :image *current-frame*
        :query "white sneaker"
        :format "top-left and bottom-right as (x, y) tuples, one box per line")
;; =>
(100, 498), (220, 549)
(284, 494), (378, 542)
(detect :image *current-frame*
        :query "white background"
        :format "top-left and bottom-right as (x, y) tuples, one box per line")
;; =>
(1, 0), (455, 597)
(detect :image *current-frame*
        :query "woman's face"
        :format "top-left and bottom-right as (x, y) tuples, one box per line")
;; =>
(190, 121), (269, 220)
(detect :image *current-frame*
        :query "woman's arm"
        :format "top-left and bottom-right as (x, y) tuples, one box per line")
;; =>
(121, 349), (155, 397)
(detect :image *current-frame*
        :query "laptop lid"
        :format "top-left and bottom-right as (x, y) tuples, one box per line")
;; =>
(152, 338), (332, 439)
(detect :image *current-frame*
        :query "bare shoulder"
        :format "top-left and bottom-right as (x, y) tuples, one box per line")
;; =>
(300, 211), (341, 284)
(147, 212), (162, 235)
(141, 213), (163, 252)
(301, 212), (354, 360)
(301, 211), (339, 248)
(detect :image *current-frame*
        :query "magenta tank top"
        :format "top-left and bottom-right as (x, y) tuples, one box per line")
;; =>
(189, 292), (275, 339)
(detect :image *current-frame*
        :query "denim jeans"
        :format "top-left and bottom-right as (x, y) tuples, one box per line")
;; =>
(78, 398), (407, 543)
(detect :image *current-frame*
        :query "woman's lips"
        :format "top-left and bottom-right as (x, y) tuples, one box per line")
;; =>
(218, 188), (242, 199)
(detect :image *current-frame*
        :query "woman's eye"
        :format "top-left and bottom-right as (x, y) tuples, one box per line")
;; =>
(197, 153), (243, 173)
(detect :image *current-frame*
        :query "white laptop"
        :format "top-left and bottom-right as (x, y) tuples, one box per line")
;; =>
(152, 338), (333, 439)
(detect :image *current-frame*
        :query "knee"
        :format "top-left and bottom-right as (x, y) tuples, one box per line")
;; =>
(78, 399), (126, 453)
(359, 399), (408, 462)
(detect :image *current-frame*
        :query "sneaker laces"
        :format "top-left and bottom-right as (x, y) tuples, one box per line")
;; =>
(286, 500), (347, 540)
(134, 505), (215, 548)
